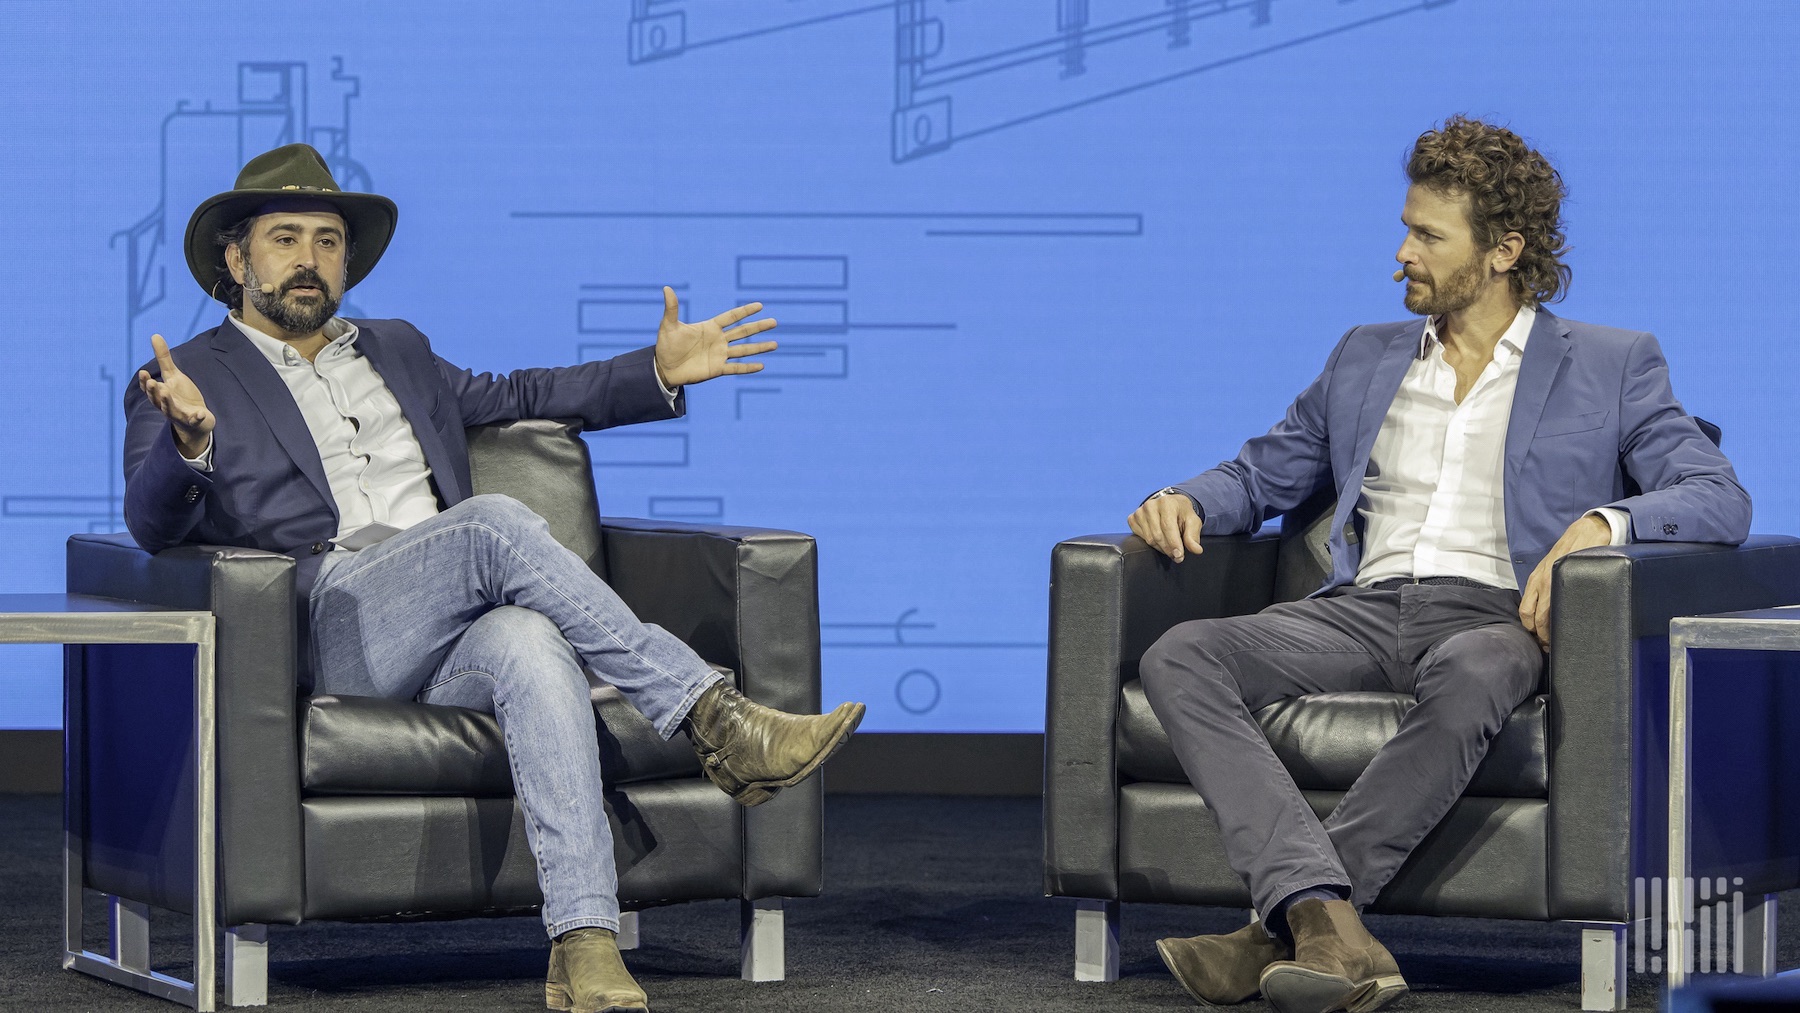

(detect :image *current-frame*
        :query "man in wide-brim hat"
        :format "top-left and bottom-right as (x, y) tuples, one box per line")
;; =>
(125, 143), (866, 1013)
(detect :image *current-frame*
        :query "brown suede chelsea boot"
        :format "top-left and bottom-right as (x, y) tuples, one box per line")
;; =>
(1157, 920), (1292, 1005)
(546, 927), (648, 1013)
(1258, 899), (1407, 1013)
(683, 682), (865, 806)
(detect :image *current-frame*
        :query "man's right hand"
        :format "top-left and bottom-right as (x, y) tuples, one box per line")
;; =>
(1127, 491), (1205, 563)
(137, 333), (214, 458)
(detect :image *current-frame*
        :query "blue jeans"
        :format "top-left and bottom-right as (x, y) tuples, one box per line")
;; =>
(308, 494), (723, 937)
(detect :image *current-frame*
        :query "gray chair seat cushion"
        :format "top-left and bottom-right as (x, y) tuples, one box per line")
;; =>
(1116, 680), (1548, 798)
(302, 664), (733, 796)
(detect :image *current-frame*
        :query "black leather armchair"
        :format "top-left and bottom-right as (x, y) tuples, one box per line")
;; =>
(66, 419), (822, 1006)
(1044, 487), (1800, 1010)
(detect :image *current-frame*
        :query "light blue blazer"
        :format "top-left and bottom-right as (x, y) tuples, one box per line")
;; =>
(1175, 310), (1752, 593)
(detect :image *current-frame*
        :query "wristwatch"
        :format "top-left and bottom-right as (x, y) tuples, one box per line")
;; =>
(1146, 487), (1204, 521)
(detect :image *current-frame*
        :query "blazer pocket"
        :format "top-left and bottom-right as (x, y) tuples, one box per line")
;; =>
(1536, 410), (1609, 438)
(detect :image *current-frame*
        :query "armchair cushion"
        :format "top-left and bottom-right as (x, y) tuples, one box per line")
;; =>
(302, 664), (734, 796)
(1116, 680), (1549, 797)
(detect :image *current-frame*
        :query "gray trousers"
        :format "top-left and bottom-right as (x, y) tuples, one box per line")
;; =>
(1139, 583), (1544, 920)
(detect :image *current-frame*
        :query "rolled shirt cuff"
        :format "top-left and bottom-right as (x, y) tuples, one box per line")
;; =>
(180, 433), (215, 472)
(1589, 507), (1631, 546)
(654, 364), (679, 408)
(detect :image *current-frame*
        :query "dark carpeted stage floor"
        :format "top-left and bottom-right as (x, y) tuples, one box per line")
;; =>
(3, 794), (1793, 1012)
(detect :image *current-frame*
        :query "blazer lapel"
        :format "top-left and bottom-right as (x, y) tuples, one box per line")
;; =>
(209, 321), (337, 516)
(1346, 321), (1426, 500)
(1505, 310), (1573, 480)
(353, 326), (465, 503)
(1320, 322), (1425, 583)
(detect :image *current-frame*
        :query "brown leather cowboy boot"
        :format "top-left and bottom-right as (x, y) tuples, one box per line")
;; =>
(1258, 899), (1407, 1013)
(684, 683), (865, 806)
(545, 927), (648, 1013)
(1157, 920), (1292, 1005)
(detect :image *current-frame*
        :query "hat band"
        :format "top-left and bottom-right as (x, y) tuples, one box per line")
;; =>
(252, 196), (344, 217)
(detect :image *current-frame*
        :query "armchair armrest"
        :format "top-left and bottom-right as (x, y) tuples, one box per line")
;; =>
(1043, 531), (1280, 898)
(66, 532), (305, 925)
(598, 518), (819, 715)
(597, 517), (823, 899)
(1546, 535), (1800, 921)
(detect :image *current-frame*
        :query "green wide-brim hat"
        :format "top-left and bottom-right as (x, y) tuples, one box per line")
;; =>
(185, 143), (398, 303)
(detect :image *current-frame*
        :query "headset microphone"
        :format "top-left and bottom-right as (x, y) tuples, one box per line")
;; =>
(260, 283), (278, 294)
(1392, 269), (1406, 282)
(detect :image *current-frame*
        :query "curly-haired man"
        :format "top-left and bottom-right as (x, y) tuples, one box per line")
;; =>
(1127, 117), (1749, 1012)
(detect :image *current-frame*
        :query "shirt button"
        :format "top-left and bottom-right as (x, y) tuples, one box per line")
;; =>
(311, 542), (327, 555)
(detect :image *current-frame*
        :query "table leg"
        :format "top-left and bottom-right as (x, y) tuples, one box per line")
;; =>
(62, 646), (85, 971)
(194, 633), (217, 1011)
(1666, 636), (1692, 989)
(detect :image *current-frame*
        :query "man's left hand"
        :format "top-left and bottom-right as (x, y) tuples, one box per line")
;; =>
(653, 286), (778, 388)
(1518, 513), (1612, 650)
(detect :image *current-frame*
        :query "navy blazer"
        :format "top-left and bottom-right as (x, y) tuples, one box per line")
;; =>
(123, 317), (682, 600)
(1176, 310), (1752, 592)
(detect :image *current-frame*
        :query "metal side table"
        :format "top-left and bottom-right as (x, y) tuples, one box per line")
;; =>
(1667, 606), (1799, 989)
(0, 594), (219, 1009)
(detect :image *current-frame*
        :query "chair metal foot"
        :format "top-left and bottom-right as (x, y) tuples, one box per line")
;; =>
(110, 896), (151, 973)
(616, 911), (640, 951)
(222, 925), (268, 1007)
(1579, 925), (1627, 1011)
(740, 898), (785, 982)
(1740, 893), (1777, 976)
(1074, 899), (1120, 982)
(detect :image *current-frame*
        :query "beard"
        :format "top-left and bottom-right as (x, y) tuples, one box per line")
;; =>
(1402, 249), (1485, 317)
(244, 261), (341, 334)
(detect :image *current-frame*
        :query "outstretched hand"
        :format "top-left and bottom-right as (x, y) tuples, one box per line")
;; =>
(136, 334), (213, 457)
(653, 286), (779, 388)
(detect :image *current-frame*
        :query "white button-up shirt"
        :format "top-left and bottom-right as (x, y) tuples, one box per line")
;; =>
(1354, 305), (1626, 589)
(183, 315), (682, 547)
(225, 315), (443, 540)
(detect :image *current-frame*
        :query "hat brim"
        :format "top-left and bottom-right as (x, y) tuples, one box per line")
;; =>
(185, 189), (398, 303)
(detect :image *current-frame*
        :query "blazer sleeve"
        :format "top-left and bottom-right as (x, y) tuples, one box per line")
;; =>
(1601, 332), (1751, 544)
(122, 369), (214, 552)
(1169, 328), (1352, 536)
(436, 344), (684, 432)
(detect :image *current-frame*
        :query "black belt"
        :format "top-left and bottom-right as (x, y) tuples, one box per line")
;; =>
(1368, 576), (1502, 592)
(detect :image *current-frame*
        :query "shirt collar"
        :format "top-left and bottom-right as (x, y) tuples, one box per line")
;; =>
(1418, 303), (1536, 362)
(230, 313), (358, 366)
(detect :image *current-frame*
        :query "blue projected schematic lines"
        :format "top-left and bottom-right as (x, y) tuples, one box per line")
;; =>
(1, 58), (369, 535)
(626, 1), (1457, 162)
(823, 608), (1047, 716)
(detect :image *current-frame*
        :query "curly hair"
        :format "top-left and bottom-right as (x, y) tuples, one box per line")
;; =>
(1406, 116), (1570, 306)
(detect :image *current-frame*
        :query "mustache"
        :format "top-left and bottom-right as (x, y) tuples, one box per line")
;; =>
(281, 268), (330, 295)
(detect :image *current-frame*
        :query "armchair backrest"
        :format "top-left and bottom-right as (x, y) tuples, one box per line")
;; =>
(465, 419), (607, 580)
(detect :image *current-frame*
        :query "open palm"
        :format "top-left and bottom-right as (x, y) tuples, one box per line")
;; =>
(137, 333), (214, 454)
(653, 286), (778, 388)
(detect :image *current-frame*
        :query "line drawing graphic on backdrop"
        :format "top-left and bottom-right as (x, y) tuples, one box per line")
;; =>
(1, 59), (368, 534)
(627, 0), (1456, 162)
(514, 206), (1107, 717)
(822, 609), (1046, 715)
(564, 252), (956, 522)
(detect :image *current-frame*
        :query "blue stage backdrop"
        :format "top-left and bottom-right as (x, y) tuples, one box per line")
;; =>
(2, 1), (1797, 732)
